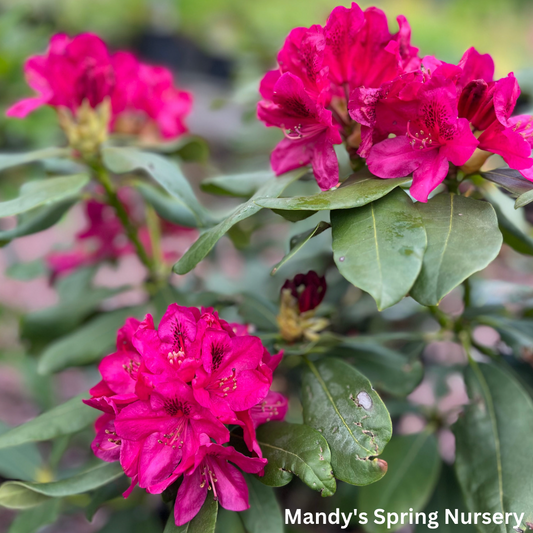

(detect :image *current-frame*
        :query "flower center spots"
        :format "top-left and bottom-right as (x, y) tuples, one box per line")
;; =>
(199, 460), (219, 500)
(210, 368), (238, 398)
(163, 398), (191, 417)
(211, 342), (225, 371)
(168, 321), (186, 365)
(121, 359), (140, 379)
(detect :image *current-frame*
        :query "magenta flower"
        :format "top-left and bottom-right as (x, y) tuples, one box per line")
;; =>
(174, 440), (267, 526)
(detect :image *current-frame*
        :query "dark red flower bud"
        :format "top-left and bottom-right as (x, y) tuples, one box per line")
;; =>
(281, 271), (327, 313)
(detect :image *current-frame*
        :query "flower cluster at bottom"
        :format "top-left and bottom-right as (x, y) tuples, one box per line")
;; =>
(84, 303), (287, 526)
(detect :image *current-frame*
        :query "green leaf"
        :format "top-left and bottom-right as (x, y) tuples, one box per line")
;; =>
(254, 421), (336, 495)
(7, 499), (61, 533)
(6, 259), (47, 281)
(491, 202), (533, 256)
(331, 188), (427, 310)
(239, 474), (283, 533)
(101, 147), (211, 227)
(0, 174), (88, 218)
(334, 343), (424, 397)
(515, 188), (533, 209)
(0, 147), (71, 173)
(164, 496), (218, 533)
(270, 208), (317, 222)
(410, 194), (502, 307)
(271, 221), (330, 275)
(173, 170), (304, 275)
(454, 362), (533, 532)
(144, 135), (209, 162)
(481, 168), (533, 197)
(0, 198), (77, 246)
(85, 476), (129, 521)
(302, 357), (392, 486)
(237, 292), (279, 332)
(98, 507), (162, 533)
(0, 422), (42, 481)
(0, 462), (123, 509)
(416, 464), (476, 533)
(38, 305), (146, 375)
(254, 175), (410, 211)
(134, 182), (203, 228)
(0, 394), (98, 450)
(358, 431), (441, 533)
(201, 171), (274, 198)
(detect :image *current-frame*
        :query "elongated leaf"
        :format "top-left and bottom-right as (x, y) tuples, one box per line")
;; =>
(254, 421), (336, 495)
(481, 168), (533, 197)
(271, 221), (330, 275)
(145, 134), (209, 162)
(173, 170), (304, 275)
(410, 194), (502, 307)
(454, 363), (533, 532)
(0, 174), (88, 218)
(38, 305), (146, 375)
(358, 432), (441, 533)
(85, 475), (128, 521)
(491, 202), (533, 256)
(255, 175), (410, 211)
(0, 198), (77, 246)
(102, 147), (211, 226)
(0, 462), (123, 509)
(302, 357), (392, 486)
(0, 394), (98, 450)
(0, 422), (42, 481)
(7, 499), (61, 533)
(516, 189), (533, 208)
(164, 496), (218, 533)
(331, 188), (427, 310)
(201, 171), (274, 198)
(239, 474), (283, 533)
(0, 147), (71, 173)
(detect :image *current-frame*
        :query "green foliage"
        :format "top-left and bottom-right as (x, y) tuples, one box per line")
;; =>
(165, 497), (218, 533)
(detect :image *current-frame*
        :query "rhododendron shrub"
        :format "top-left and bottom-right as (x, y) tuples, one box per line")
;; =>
(1, 5), (533, 533)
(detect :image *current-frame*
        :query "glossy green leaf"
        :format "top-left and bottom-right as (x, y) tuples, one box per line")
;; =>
(201, 171), (274, 198)
(331, 188), (427, 310)
(411, 194), (502, 307)
(0, 422), (42, 481)
(38, 305), (146, 375)
(416, 464), (476, 533)
(271, 208), (317, 222)
(101, 147), (212, 226)
(254, 421), (336, 495)
(454, 363), (533, 532)
(164, 496), (218, 533)
(481, 168), (533, 197)
(0, 198), (77, 246)
(0, 147), (71, 173)
(491, 202), (533, 256)
(7, 499), (61, 533)
(135, 181), (203, 228)
(146, 135), (209, 162)
(239, 474), (283, 533)
(0, 174), (88, 218)
(0, 394), (98, 450)
(515, 189), (533, 208)
(173, 170), (304, 275)
(255, 175), (410, 211)
(271, 221), (330, 275)
(358, 432), (441, 533)
(0, 462), (123, 509)
(302, 357), (392, 486)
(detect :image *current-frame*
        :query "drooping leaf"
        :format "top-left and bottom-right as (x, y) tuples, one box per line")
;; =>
(201, 171), (274, 198)
(173, 170), (304, 275)
(0, 198), (78, 247)
(302, 357), (392, 486)
(0, 147), (71, 173)
(270, 208), (317, 222)
(481, 168), (533, 197)
(37, 305), (146, 375)
(85, 476), (129, 521)
(331, 188), (427, 310)
(515, 189), (533, 209)
(254, 175), (410, 211)
(0, 462), (123, 509)
(454, 362), (533, 532)
(491, 201), (533, 256)
(358, 431), (441, 533)
(0, 174), (89, 218)
(164, 496), (218, 533)
(410, 194), (502, 307)
(0, 394), (98, 450)
(101, 147), (213, 227)
(7, 498), (61, 533)
(239, 474), (284, 533)
(0, 422), (42, 481)
(271, 221), (330, 275)
(253, 421), (336, 495)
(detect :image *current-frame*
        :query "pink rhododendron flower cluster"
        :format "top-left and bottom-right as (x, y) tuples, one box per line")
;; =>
(7, 33), (192, 140)
(85, 304), (287, 526)
(258, 2), (533, 201)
